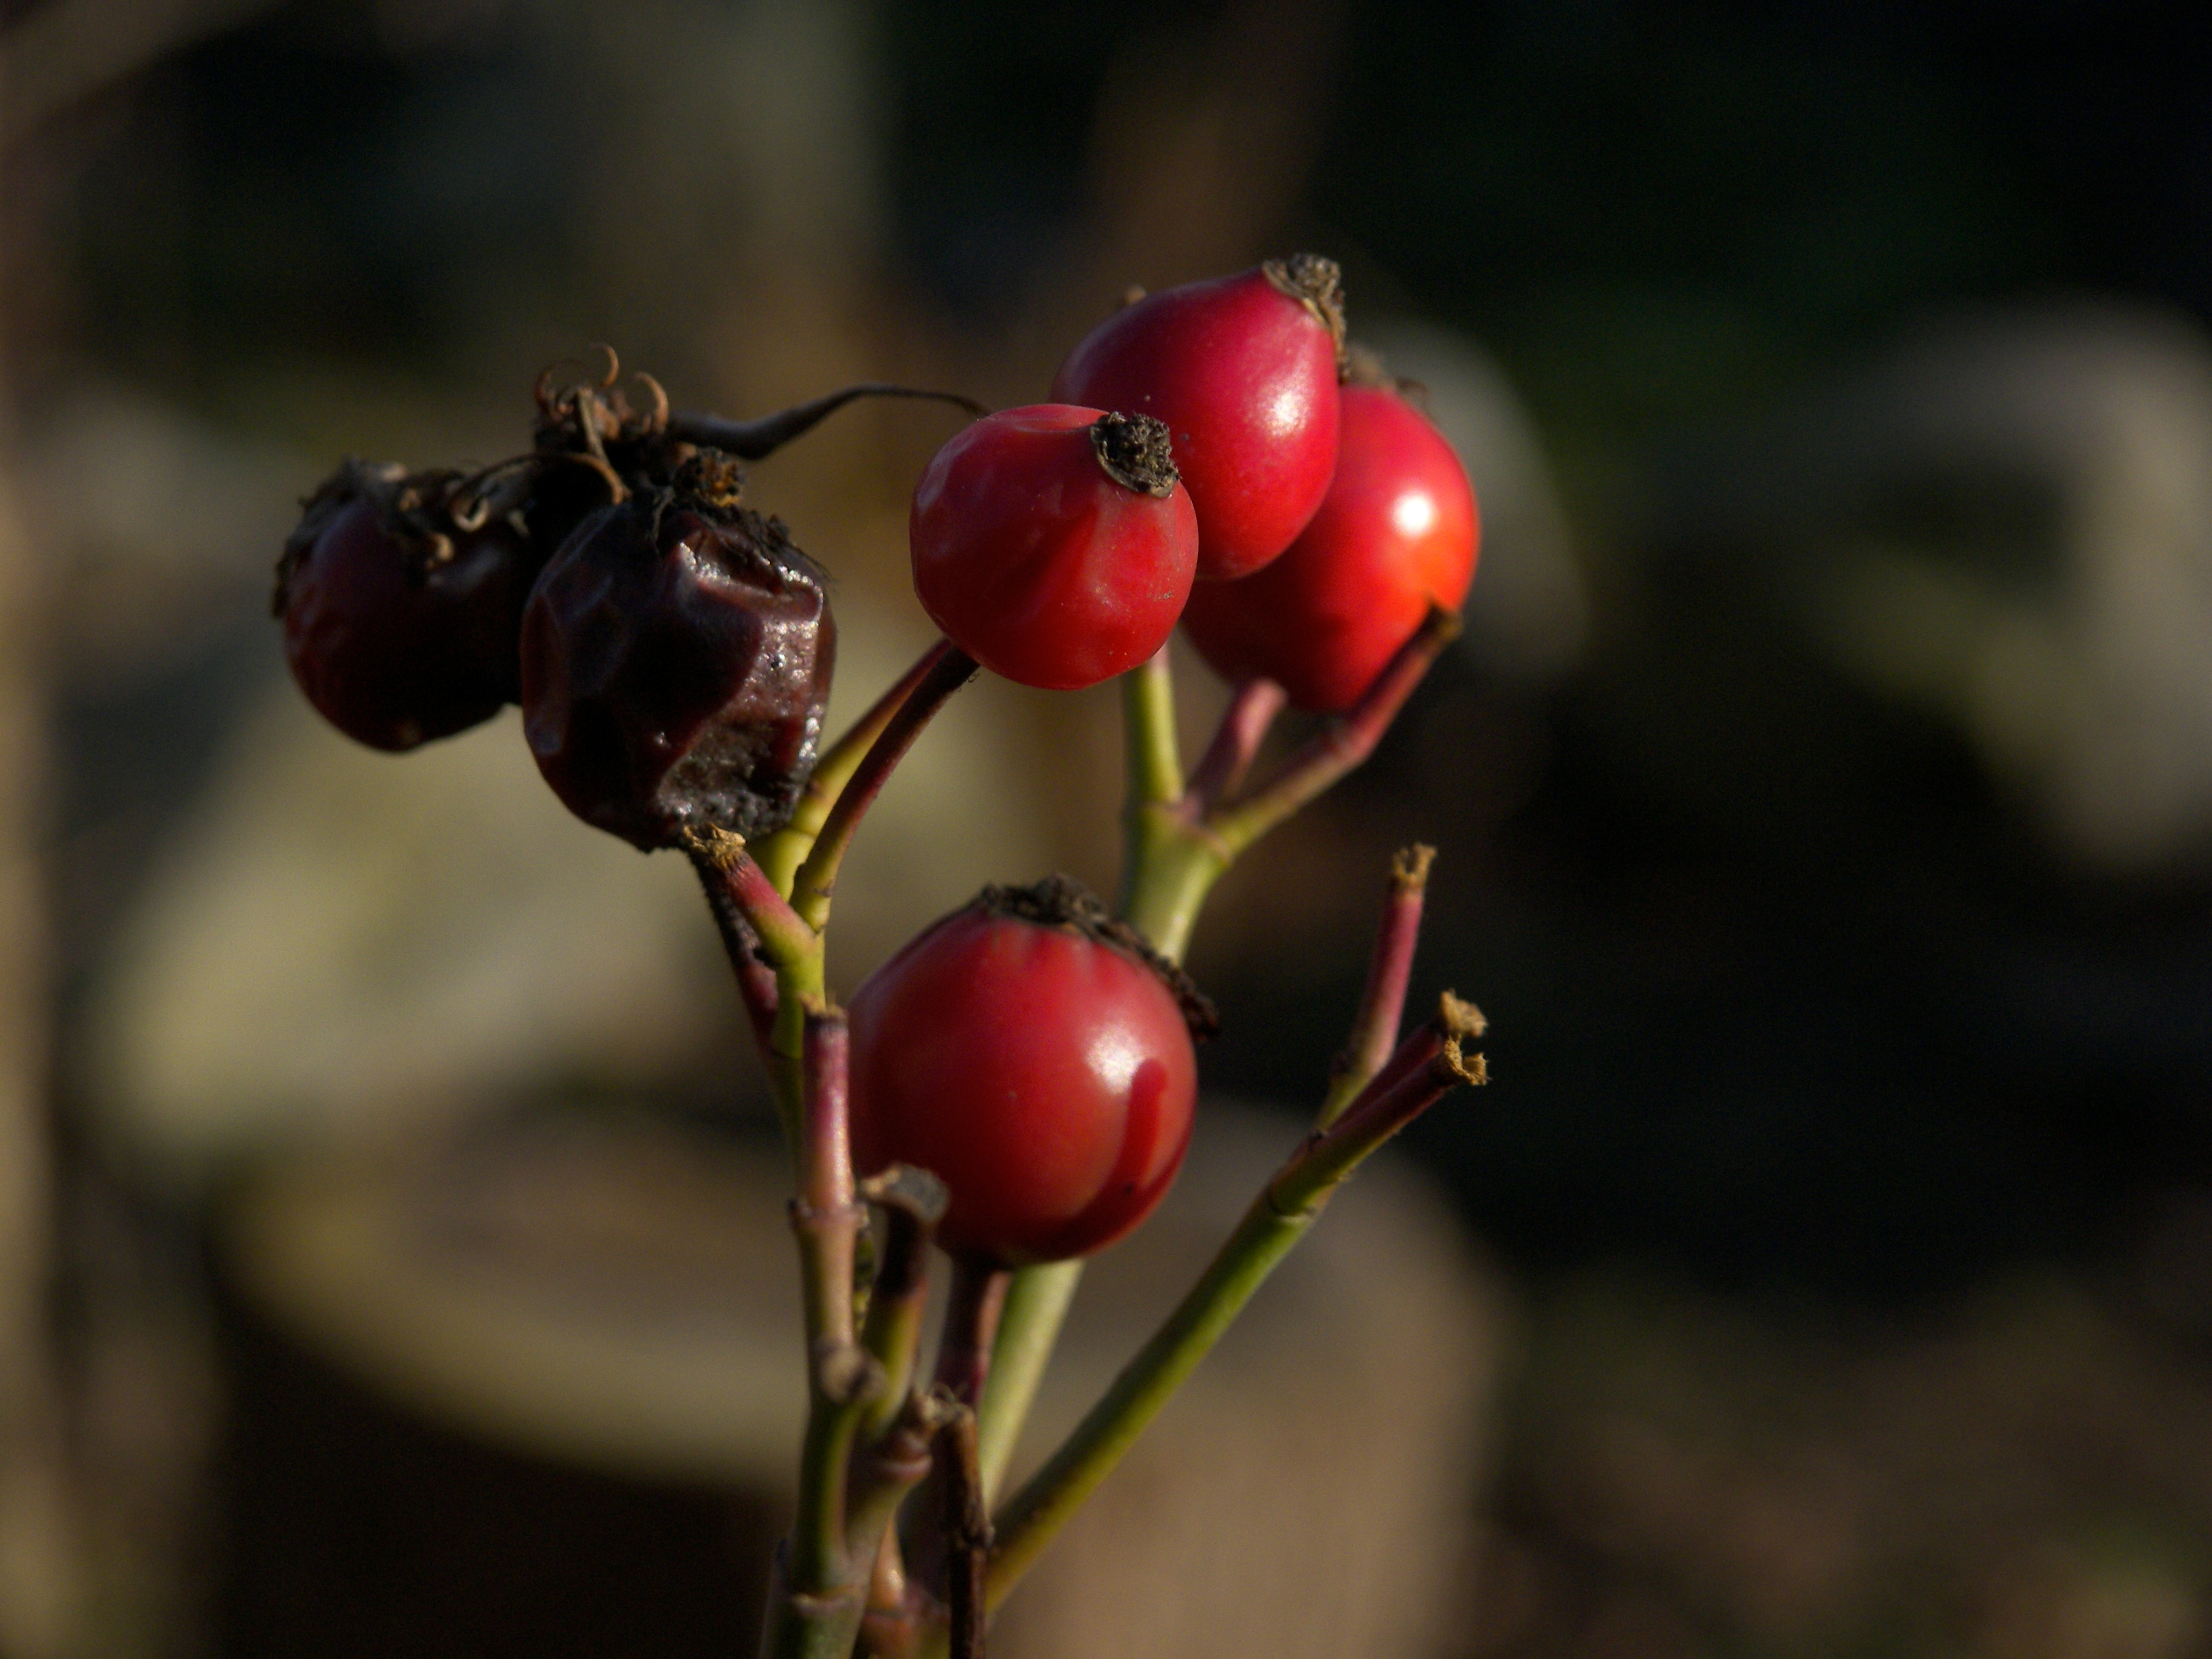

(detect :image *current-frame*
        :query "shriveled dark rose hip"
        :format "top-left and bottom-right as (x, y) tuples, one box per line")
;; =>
(520, 450), (836, 851)
(274, 462), (537, 752)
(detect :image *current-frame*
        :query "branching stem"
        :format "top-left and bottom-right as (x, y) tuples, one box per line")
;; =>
(972, 622), (1458, 1567)
(981, 998), (1484, 1618)
(759, 639), (965, 897)
(791, 646), (979, 936)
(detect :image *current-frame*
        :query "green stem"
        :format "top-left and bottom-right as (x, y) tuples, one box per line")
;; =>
(692, 840), (823, 1143)
(1123, 646), (1183, 809)
(858, 1166), (947, 1441)
(760, 1549), (866, 1659)
(948, 625), (1461, 1647)
(975, 1258), (1081, 1500)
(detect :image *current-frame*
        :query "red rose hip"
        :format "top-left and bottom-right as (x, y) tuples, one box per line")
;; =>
(1051, 255), (1347, 581)
(909, 405), (1197, 690)
(848, 877), (1211, 1267)
(1181, 377), (1478, 712)
(275, 462), (536, 752)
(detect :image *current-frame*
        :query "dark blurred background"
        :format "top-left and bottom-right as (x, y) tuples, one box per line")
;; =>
(9, 3), (2212, 1656)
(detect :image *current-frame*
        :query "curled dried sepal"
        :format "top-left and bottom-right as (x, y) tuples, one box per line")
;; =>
(862, 1164), (952, 1231)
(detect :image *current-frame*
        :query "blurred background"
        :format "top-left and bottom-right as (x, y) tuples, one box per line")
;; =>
(9, 1), (2212, 1655)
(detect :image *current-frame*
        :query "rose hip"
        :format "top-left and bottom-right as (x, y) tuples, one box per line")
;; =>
(520, 450), (836, 850)
(848, 876), (1212, 1266)
(1181, 375), (1477, 712)
(275, 463), (536, 752)
(909, 405), (1197, 690)
(1050, 255), (1347, 581)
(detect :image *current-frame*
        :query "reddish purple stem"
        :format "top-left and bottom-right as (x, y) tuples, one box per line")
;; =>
(1328, 846), (1435, 1113)
(1210, 608), (1460, 852)
(802, 1008), (855, 1225)
(1185, 676), (1288, 813)
(934, 1260), (1012, 1410)
(689, 853), (779, 1054)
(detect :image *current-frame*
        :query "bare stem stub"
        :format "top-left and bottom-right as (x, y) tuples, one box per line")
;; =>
(1089, 413), (1179, 498)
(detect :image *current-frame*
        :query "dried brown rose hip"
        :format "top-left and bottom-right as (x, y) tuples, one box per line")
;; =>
(519, 449), (836, 851)
(274, 462), (537, 752)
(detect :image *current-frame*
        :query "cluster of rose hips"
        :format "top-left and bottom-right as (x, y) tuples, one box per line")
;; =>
(915, 254), (1478, 712)
(273, 254), (1481, 1654)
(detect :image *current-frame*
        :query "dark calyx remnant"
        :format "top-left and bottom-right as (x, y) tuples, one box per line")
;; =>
(1090, 412), (1180, 499)
(1262, 253), (1349, 365)
(977, 874), (1220, 1039)
(1341, 341), (1429, 406)
(272, 462), (466, 613)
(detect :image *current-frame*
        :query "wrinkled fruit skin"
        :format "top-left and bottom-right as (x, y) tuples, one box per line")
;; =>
(1051, 264), (1342, 581)
(910, 405), (1197, 690)
(1182, 383), (1477, 712)
(521, 492), (835, 850)
(281, 493), (532, 752)
(848, 905), (1199, 1266)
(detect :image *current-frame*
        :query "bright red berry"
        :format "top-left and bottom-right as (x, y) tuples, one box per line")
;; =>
(1181, 377), (1478, 713)
(1050, 255), (1347, 582)
(520, 451), (836, 850)
(909, 405), (1197, 690)
(275, 463), (535, 752)
(848, 878), (1212, 1267)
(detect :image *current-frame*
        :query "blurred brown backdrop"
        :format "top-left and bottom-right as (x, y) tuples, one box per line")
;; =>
(9, 3), (2212, 1656)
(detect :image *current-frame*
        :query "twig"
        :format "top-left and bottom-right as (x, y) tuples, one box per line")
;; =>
(668, 384), (986, 459)
(1207, 607), (1460, 855)
(980, 996), (1484, 1618)
(789, 1010), (876, 1576)
(685, 827), (818, 974)
(758, 639), (965, 897)
(935, 1261), (1012, 1410)
(846, 1385), (956, 1613)
(858, 1166), (949, 1438)
(960, 617), (1463, 1644)
(685, 828), (823, 1145)
(939, 1410), (991, 1659)
(1317, 844), (1435, 1128)
(1184, 676), (1287, 813)
(790, 646), (978, 934)
(974, 1260), (1083, 1501)
(760, 1008), (887, 1659)
(687, 847), (779, 1057)
(1122, 646), (1183, 809)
